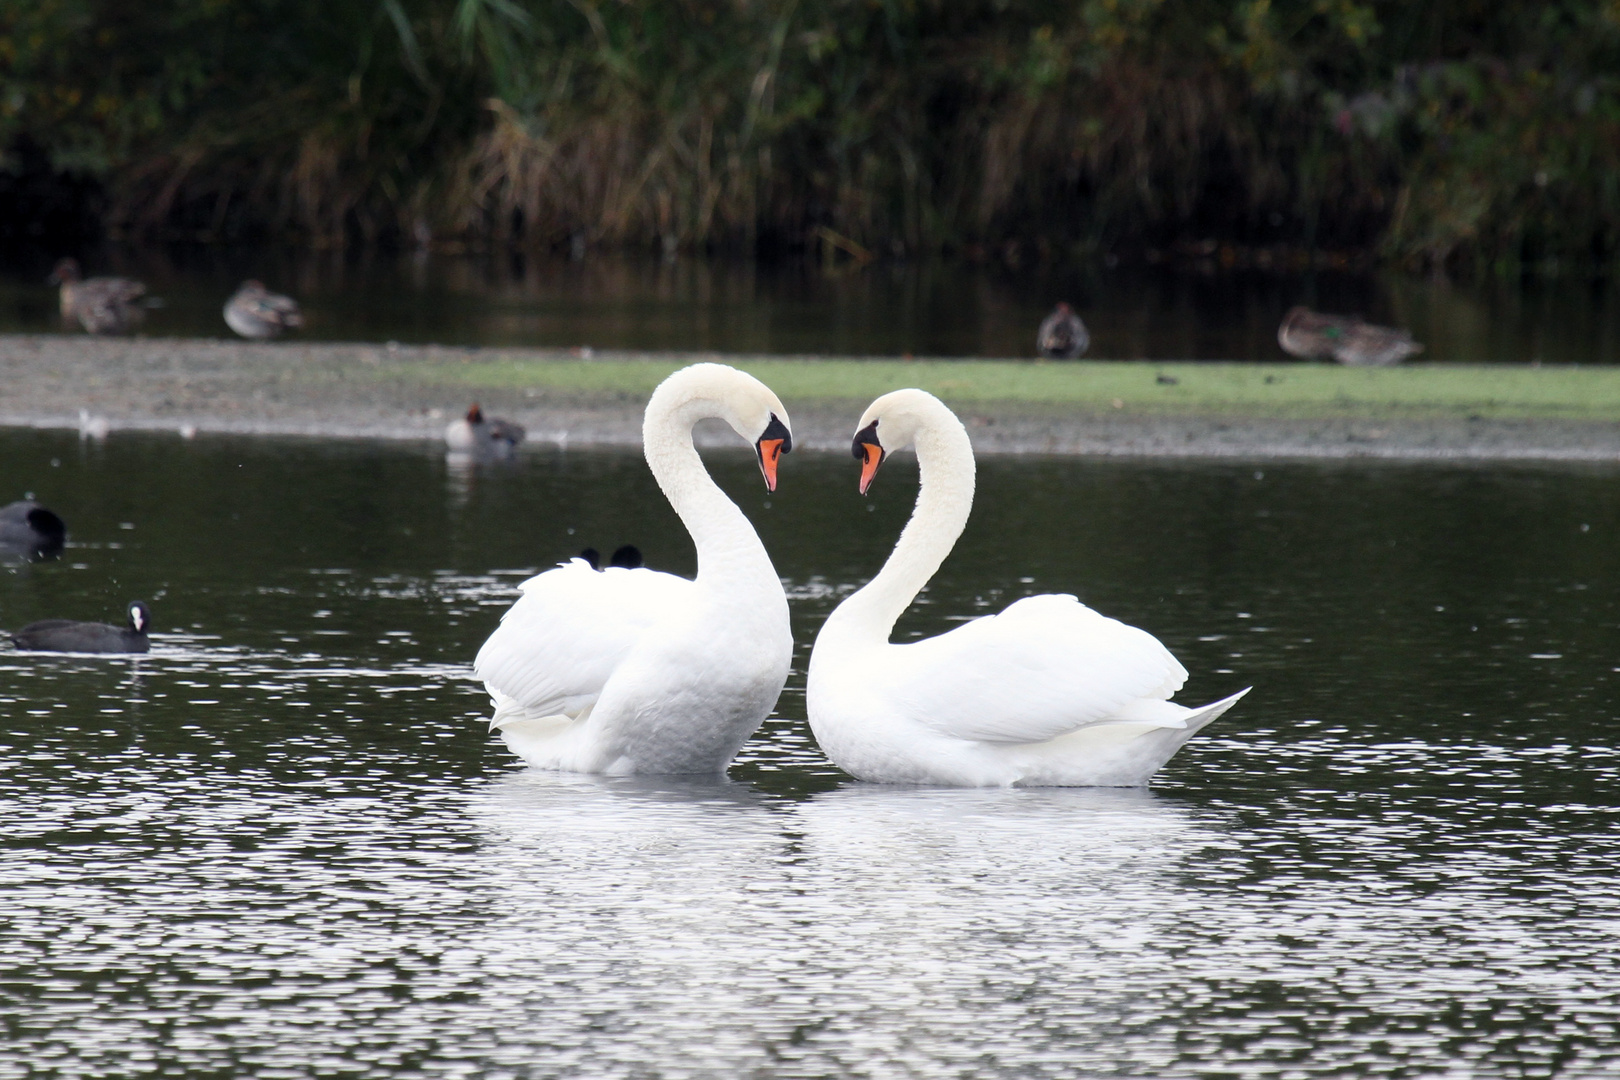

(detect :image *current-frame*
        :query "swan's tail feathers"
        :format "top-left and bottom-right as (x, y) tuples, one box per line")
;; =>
(1062, 686), (1251, 786)
(488, 689), (529, 731)
(487, 688), (584, 733)
(495, 714), (575, 767)
(1105, 686), (1250, 731)
(1180, 687), (1251, 736)
(486, 689), (583, 731)
(485, 690), (589, 768)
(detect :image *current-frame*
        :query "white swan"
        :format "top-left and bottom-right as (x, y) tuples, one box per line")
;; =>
(807, 389), (1248, 786)
(474, 363), (795, 774)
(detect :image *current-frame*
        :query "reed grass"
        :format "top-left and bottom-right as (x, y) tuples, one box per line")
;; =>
(6, 1), (1620, 268)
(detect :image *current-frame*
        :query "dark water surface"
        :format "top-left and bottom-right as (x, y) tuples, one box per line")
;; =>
(5, 247), (1620, 362)
(3, 429), (1619, 1077)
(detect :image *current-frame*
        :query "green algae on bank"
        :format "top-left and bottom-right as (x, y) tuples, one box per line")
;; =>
(385, 355), (1620, 423)
(3, 336), (1618, 460)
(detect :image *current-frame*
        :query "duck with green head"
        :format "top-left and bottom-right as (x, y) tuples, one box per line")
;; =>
(1278, 306), (1423, 366)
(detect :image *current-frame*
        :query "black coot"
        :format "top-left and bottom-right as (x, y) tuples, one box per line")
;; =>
(578, 545), (642, 570)
(0, 500), (67, 559)
(10, 601), (152, 654)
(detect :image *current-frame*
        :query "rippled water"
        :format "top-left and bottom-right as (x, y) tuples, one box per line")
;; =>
(3, 428), (1620, 1076)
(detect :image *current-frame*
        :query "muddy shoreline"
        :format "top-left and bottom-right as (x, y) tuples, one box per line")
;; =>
(2, 334), (1617, 462)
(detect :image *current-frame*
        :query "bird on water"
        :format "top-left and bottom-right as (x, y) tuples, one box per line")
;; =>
(1277, 306), (1424, 366)
(1037, 302), (1090, 358)
(473, 363), (794, 775)
(806, 389), (1247, 786)
(9, 601), (153, 654)
(445, 404), (527, 458)
(578, 545), (644, 570)
(49, 258), (149, 335)
(224, 281), (304, 339)
(0, 500), (67, 559)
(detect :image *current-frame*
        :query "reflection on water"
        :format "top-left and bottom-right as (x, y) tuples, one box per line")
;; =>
(4, 247), (1620, 361)
(2, 428), (1620, 1075)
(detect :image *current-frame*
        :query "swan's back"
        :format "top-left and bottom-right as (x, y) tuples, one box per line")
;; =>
(475, 559), (692, 719)
(874, 593), (1187, 745)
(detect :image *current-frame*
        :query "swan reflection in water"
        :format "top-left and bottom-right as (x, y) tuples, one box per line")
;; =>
(464, 772), (1223, 1070)
(468, 769), (1620, 1074)
(471, 771), (1212, 879)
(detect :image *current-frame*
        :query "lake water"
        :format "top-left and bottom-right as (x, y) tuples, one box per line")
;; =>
(4, 247), (1620, 362)
(3, 428), (1619, 1077)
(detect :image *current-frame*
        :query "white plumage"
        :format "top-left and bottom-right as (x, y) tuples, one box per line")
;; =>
(807, 389), (1247, 787)
(476, 557), (692, 725)
(879, 594), (1188, 745)
(474, 363), (795, 775)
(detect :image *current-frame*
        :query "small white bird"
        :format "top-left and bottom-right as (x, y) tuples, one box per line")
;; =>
(444, 404), (526, 458)
(77, 409), (109, 441)
(224, 280), (303, 339)
(807, 388), (1247, 787)
(474, 363), (795, 775)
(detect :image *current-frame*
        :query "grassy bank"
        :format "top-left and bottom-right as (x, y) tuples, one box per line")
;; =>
(388, 357), (1620, 423)
(4, 336), (1617, 459)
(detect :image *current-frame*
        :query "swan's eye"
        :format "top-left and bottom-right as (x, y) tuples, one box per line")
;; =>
(758, 413), (792, 453)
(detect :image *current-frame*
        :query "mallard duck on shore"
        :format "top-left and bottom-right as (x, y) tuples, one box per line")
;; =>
(1278, 306), (1424, 366)
(48, 258), (148, 335)
(224, 280), (304, 339)
(1037, 302), (1090, 359)
(444, 403), (526, 457)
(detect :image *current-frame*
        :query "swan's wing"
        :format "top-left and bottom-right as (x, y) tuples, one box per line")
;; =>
(890, 594), (1188, 744)
(474, 558), (692, 718)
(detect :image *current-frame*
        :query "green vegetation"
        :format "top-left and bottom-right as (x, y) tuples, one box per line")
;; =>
(389, 356), (1620, 421)
(6, 2), (1620, 268)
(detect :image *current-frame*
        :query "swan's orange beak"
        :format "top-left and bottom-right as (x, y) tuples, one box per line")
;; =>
(758, 439), (785, 491)
(853, 420), (885, 495)
(755, 413), (792, 492)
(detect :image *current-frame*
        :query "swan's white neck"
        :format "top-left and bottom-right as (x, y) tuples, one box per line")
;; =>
(824, 403), (975, 645)
(643, 395), (775, 591)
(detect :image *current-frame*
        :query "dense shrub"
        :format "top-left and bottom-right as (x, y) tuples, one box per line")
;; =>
(4, 0), (1619, 268)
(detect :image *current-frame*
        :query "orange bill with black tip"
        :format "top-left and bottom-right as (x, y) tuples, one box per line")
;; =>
(852, 420), (885, 494)
(755, 413), (792, 491)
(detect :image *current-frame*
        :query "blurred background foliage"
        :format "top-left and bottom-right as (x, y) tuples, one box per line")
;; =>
(4, 0), (1620, 270)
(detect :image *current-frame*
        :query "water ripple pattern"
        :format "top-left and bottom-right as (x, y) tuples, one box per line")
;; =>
(3, 429), (1619, 1076)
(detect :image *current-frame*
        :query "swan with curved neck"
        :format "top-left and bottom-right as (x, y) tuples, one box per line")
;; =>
(808, 388), (1247, 786)
(475, 363), (795, 774)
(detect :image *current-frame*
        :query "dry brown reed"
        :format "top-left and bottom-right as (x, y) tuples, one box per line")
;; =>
(8, 1), (1620, 269)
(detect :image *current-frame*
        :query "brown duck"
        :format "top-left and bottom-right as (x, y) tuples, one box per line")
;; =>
(224, 280), (304, 339)
(444, 403), (527, 458)
(49, 258), (148, 335)
(1278, 306), (1423, 366)
(1037, 302), (1090, 359)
